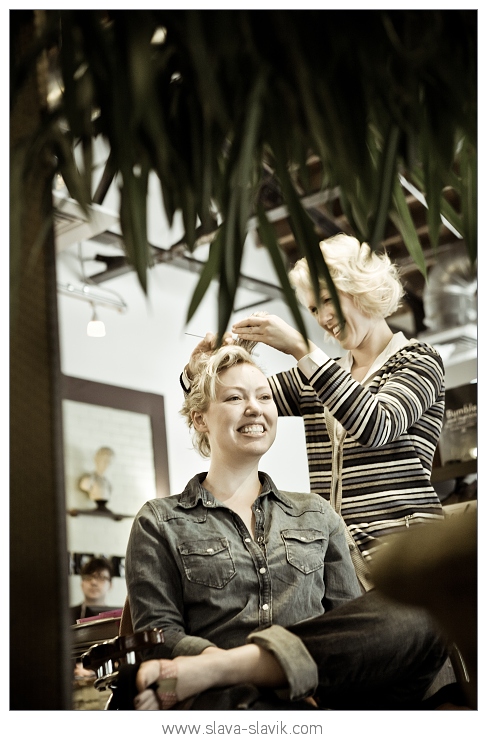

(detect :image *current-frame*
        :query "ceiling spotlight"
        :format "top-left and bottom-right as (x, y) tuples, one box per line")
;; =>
(87, 305), (106, 337)
(151, 27), (167, 44)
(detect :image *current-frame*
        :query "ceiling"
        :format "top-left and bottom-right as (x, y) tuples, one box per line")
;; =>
(54, 151), (475, 349)
(252, 156), (467, 337)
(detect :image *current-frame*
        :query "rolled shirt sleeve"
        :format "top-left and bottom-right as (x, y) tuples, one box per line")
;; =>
(246, 625), (319, 701)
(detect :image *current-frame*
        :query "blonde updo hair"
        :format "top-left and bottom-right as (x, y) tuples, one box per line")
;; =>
(180, 345), (263, 458)
(289, 234), (404, 318)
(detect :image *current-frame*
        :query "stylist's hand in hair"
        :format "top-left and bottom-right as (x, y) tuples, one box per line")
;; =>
(232, 314), (315, 361)
(187, 332), (233, 378)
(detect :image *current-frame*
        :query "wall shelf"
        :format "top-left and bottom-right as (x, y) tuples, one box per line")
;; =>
(67, 502), (133, 522)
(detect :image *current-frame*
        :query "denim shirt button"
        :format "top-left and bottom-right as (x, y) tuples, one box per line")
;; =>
(259, 567), (266, 574)
(262, 603), (269, 611)
(244, 537), (251, 543)
(207, 548), (214, 553)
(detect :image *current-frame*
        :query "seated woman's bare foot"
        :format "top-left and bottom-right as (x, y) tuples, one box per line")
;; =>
(135, 644), (287, 710)
(135, 653), (228, 710)
(134, 687), (160, 710)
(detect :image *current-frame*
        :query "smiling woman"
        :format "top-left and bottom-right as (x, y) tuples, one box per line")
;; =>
(190, 366), (277, 503)
(180, 347), (278, 468)
(125, 345), (365, 705)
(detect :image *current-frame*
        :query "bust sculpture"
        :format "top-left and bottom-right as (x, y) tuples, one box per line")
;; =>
(79, 446), (115, 507)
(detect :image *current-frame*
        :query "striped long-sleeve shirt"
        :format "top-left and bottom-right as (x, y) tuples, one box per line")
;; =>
(268, 336), (445, 561)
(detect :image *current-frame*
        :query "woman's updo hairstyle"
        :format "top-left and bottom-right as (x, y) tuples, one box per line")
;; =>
(289, 233), (404, 318)
(180, 345), (261, 458)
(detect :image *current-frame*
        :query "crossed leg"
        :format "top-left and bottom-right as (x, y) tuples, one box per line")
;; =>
(135, 645), (286, 710)
(134, 590), (447, 710)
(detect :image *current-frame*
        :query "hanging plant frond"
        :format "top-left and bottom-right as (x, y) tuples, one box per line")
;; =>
(11, 9), (477, 338)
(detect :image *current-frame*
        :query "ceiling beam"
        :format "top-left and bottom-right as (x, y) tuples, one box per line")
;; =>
(87, 231), (285, 300)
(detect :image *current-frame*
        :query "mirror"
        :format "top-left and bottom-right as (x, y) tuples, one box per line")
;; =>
(61, 375), (170, 612)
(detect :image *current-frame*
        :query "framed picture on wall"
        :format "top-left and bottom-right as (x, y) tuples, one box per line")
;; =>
(61, 375), (170, 517)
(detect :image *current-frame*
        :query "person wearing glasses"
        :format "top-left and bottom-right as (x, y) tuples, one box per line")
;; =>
(70, 557), (114, 624)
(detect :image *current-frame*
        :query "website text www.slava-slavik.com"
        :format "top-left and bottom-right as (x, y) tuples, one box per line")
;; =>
(160, 720), (323, 736)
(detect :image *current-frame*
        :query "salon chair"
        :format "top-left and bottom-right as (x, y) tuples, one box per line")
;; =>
(81, 622), (164, 710)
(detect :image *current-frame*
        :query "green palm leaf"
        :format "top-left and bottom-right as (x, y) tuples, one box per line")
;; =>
(391, 177), (427, 279)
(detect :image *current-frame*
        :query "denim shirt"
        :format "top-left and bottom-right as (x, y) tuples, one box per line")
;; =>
(126, 472), (361, 681)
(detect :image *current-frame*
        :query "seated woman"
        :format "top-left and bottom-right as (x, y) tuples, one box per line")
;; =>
(126, 345), (446, 711)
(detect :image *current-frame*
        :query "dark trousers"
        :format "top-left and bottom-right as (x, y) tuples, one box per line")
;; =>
(286, 589), (447, 709)
(110, 590), (447, 710)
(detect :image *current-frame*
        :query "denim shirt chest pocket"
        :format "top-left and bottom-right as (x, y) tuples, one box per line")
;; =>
(281, 528), (327, 574)
(178, 537), (236, 589)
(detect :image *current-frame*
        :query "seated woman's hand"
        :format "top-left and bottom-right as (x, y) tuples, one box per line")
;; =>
(232, 314), (314, 360)
(134, 648), (222, 710)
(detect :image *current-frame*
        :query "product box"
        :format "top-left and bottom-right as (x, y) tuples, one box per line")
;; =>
(438, 382), (477, 465)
